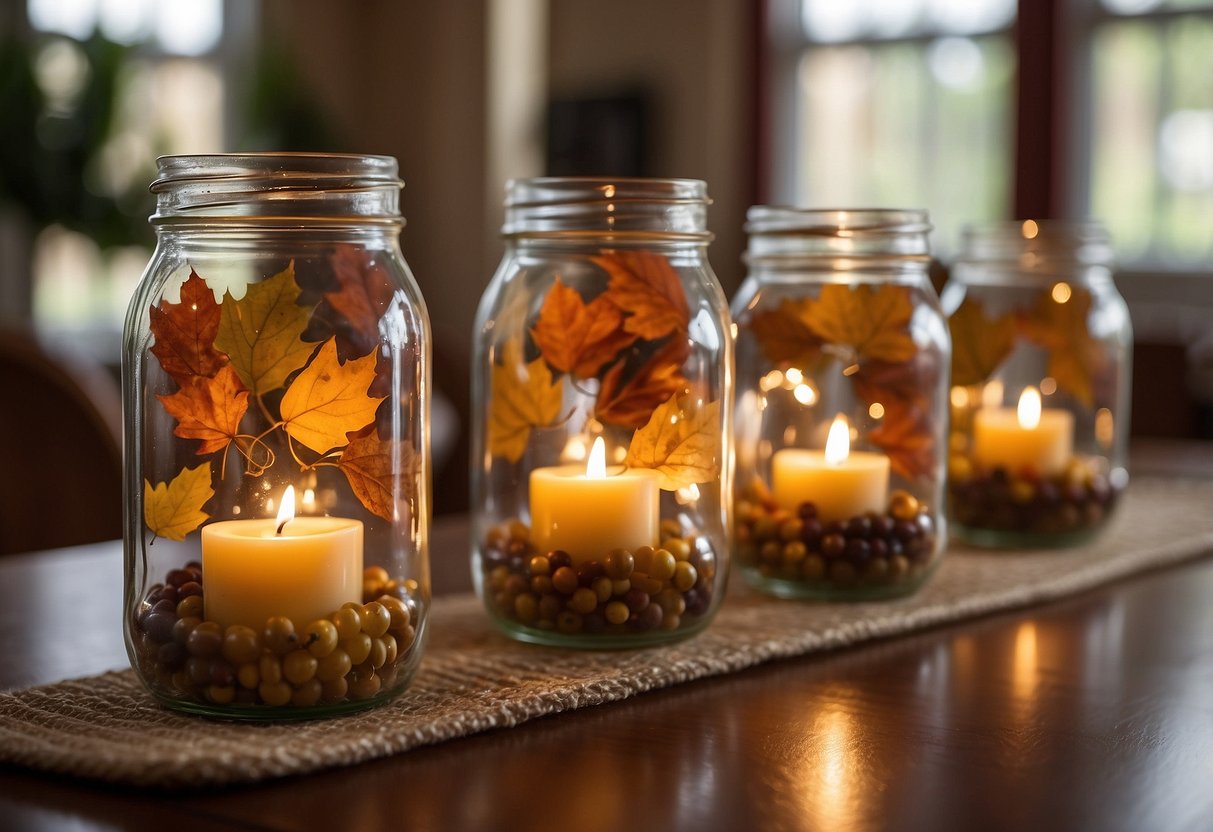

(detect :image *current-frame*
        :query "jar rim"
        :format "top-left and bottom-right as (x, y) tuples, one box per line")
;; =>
(505, 177), (708, 207)
(958, 219), (1112, 266)
(151, 152), (402, 191)
(745, 206), (931, 236)
(502, 177), (711, 240)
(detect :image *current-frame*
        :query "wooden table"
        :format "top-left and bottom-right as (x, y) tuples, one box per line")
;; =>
(2, 440), (1212, 831)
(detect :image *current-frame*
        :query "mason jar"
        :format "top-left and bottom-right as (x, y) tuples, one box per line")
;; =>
(470, 178), (733, 647)
(732, 208), (949, 600)
(123, 153), (430, 718)
(942, 220), (1131, 547)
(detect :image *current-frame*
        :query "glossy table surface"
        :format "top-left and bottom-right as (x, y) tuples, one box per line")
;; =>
(2, 440), (1212, 832)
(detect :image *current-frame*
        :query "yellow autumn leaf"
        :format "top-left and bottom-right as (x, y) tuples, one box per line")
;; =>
(281, 338), (384, 454)
(489, 337), (563, 463)
(144, 463), (213, 541)
(625, 394), (721, 491)
(214, 262), (318, 396)
(803, 283), (916, 364)
(949, 297), (1017, 387)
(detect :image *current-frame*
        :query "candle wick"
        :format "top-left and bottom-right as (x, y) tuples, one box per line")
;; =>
(276, 518), (288, 535)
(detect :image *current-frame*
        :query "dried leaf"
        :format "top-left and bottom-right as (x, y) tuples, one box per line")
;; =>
(149, 269), (226, 383)
(625, 394), (721, 491)
(852, 353), (942, 407)
(157, 365), (250, 455)
(866, 396), (936, 482)
(803, 283), (916, 364)
(339, 429), (417, 522)
(489, 337), (563, 462)
(144, 463), (213, 541)
(281, 339), (384, 454)
(323, 245), (396, 357)
(595, 337), (690, 429)
(215, 262), (317, 396)
(1021, 287), (1103, 408)
(747, 299), (824, 367)
(531, 278), (639, 379)
(595, 251), (690, 340)
(949, 297), (1017, 387)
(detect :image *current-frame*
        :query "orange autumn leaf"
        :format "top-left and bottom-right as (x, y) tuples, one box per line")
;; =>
(867, 397), (936, 482)
(803, 283), (916, 364)
(489, 337), (563, 462)
(625, 394), (721, 491)
(531, 278), (639, 379)
(852, 354), (942, 408)
(747, 298), (824, 367)
(149, 269), (227, 384)
(339, 428), (417, 521)
(1021, 287), (1103, 408)
(280, 338), (384, 455)
(157, 365), (250, 455)
(595, 338), (690, 429)
(144, 463), (213, 542)
(324, 244), (397, 357)
(595, 250), (690, 340)
(949, 297), (1017, 387)
(215, 262), (317, 396)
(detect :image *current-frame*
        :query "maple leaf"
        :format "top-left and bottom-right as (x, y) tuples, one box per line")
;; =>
(949, 297), (1017, 387)
(803, 283), (916, 364)
(747, 298), (824, 368)
(852, 353), (942, 408)
(215, 262), (318, 396)
(625, 394), (721, 491)
(339, 429), (417, 521)
(280, 338), (384, 455)
(531, 278), (639, 379)
(149, 269), (227, 384)
(157, 365), (250, 455)
(1021, 287), (1103, 408)
(489, 337), (563, 463)
(144, 463), (213, 542)
(595, 250), (690, 340)
(323, 245), (397, 357)
(867, 396), (936, 482)
(596, 337), (690, 429)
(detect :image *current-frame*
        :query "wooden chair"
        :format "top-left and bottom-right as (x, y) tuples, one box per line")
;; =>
(0, 328), (122, 555)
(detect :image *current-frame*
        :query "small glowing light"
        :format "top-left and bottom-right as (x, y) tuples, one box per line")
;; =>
(1017, 387), (1042, 430)
(868, 402), (885, 419)
(1013, 621), (1039, 700)
(232, 505), (241, 516)
(613, 446), (627, 463)
(842, 363), (860, 377)
(1096, 408), (1115, 448)
(950, 386), (970, 409)
(606, 203), (615, 212)
(603, 185), (616, 198)
(982, 379), (1004, 410)
(760, 370), (784, 392)
(586, 437), (606, 479)
(275, 485), (296, 534)
(561, 435), (588, 462)
(675, 483), (701, 506)
(793, 383), (816, 405)
(824, 414), (850, 465)
(785, 367), (804, 385)
(730, 322), (739, 339)
(302, 488), (316, 509)
(1022, 219), (1039, 239)
(1039, 376), (1057, 396)
(1051, 282), (1072, 304)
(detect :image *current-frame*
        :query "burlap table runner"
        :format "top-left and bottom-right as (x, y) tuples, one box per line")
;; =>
(2, 475), (1212, 788)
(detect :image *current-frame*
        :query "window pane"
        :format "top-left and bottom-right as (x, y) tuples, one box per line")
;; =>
(1091, 16), (1213, 266)
(794, 36), (1013, 255)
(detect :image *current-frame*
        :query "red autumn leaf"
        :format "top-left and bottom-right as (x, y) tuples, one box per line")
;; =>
(531, 278), (639, 379)
(852, 354), (942, 407)
(157, 365), (249, 455)
(324, 245), (397, 357)
(595, 337), (691, 429)
(595, 251), (690, 340)
(867, 396), (936, 482)
(149, 269), (227, 384)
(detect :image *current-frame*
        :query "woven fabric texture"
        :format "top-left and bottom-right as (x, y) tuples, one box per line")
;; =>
(2, 476), (1212, 788)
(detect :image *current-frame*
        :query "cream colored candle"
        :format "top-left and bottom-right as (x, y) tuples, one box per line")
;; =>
(972, 386), (1073, 476)
(202, 486), (363, 631)
(771, 414), (890, 522)
(530, 437), (660, 566)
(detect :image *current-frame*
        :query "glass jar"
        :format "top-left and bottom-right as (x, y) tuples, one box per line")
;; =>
(470, 178), (733, 647)
(731, 208), (949, 600)
(122, 154), (430, 718)
(942, 220), (1131, 547)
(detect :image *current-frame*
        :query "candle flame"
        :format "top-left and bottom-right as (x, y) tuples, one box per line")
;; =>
(1017, 387), (1042, 430)
(824, 414), (850, 466)
(276, 485), (296, 535)
(586, 436), (606, 479)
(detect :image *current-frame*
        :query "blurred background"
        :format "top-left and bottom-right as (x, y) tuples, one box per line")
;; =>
(0, 0), (1211, 538)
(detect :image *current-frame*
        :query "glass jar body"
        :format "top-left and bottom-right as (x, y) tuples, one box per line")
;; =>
(122, 154), (431, 718)
(470, 178), (733, 647)
(732, 208), (949, 600)
(942, 221), (1131, 547)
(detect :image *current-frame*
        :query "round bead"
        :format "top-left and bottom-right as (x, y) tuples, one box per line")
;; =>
(604, 601), (630, 625)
